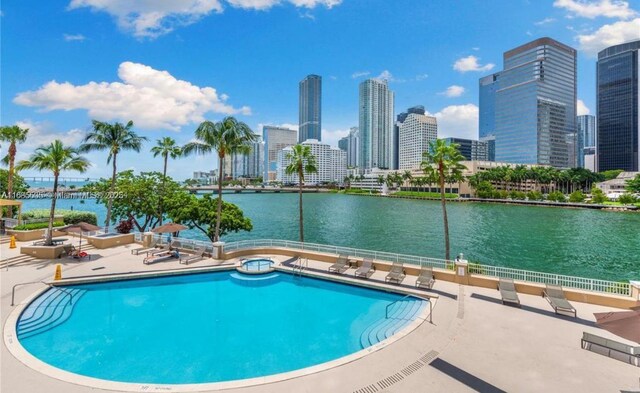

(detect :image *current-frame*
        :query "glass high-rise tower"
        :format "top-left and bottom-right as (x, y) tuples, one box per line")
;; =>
(359, 78), (394, 170)
(577, 115), (596, 169)
(299, 75), (322, 143)
(480, 37), (577, 168)
(597, 40), (640, 172)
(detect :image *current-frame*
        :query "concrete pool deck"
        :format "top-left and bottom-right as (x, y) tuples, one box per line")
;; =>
(1, 239), (639, 393)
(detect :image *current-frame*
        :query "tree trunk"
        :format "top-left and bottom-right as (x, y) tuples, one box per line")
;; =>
(158, 154), (168, 225)
(439, 162), (450, 261)
(7, 142), (16, 200)
(214, 153), (224, 242)
(105, 153), (117, 232)
(299, 170), (304, 243)
(46, 172), (59, 246)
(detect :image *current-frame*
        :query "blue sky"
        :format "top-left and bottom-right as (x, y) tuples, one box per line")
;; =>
(2, 0), (639, 179)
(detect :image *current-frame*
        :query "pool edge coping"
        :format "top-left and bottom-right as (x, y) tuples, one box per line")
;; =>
(3, 263), (434, 393)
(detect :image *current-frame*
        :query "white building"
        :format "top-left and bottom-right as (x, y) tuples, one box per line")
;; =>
(192, 170), (216, 184)
(263, 126), (297, 182)
(399, 113), (437, 170)
(359, 79), (394, 171)
(277, 139), (347, 185)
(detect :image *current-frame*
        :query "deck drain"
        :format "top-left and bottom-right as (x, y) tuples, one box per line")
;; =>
(377, 373), (404, 389)
(352, 384), (379, 393)
(401, 360), (425, 376)
(419, 350), (440, 364)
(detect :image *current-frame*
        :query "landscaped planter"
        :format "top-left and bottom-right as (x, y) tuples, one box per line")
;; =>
(20, 244), (68, 259)
(7, 228), (67, 242)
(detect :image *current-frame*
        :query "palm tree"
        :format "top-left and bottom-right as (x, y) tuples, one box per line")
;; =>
(402, 170), (413, 188)
(16, 141), (89, 245)
(421, 139), (466, 261)
(183, 117), (257, 242)
(80, 120), (147, 231)
(151, 137), (183, 225)
(0, 125), (29, 202)
(285, 144), (318, 242)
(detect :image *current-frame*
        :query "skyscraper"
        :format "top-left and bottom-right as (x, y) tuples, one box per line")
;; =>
(395, 106), (426, 170)
(359, 78), (394, 171)
(277, 139), (346, 185)
(346, 127), (360, 168)
(480, 37), (577, 168)
(299, 75), (322, 143)
(444, 138), (490, 161)
(263, 126), (297, 182)
(398, 110), (437, 170)
(577, 115), (596, 169)
(597, 40), (640, 172)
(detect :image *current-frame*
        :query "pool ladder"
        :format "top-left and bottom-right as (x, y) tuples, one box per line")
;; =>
(293, 257), (308, 277)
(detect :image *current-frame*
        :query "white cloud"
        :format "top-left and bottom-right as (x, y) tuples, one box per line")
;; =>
(577, 17), (640, 55)
(577, 99), (591, 115)
(373, 70), (405, 83)
(14, 61), (251, 131)
(415, 73), (429, 81)
(453, 55), (495, 73)
(534, 17), (557, 25)
(351, 71), (370, 79)
(63, 33), (86, 41)
(428, 104), (479, 140)
(439, 85), (466, 98)
(320, 128), (348, 148)
(553, 0), (637, 20)
(68, 0), (342, 38)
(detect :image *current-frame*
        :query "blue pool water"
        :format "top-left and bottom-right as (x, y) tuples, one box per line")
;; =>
(17, 271), (426, 385)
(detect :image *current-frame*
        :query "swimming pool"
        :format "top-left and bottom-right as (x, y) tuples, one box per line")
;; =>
(15, 270), (427, 386)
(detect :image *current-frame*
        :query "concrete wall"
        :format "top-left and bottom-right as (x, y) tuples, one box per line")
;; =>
(87, 233), (135, 249)
(8, 228), (66, 242)
(20, 244), (68, 259)
(224, 246), (640, 310)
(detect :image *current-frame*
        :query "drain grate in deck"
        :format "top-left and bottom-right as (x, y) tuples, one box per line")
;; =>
(400, 360), (425, 376)
(353, 384), (379, 393)
(419, 350), (440, 364)
(377, 373), (404, 389)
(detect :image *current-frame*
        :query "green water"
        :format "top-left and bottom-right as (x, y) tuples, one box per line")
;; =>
(19, 194), (640, 281)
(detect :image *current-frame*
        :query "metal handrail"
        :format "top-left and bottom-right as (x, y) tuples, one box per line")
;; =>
(385, 294), (412, 318)
(10, 281), (73, 307)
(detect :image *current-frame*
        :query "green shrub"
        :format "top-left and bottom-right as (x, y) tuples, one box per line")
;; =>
(475, 181), (494, 199)
(591, 187), (608, 204)
(22, 209), (97, 225)
(526, 190), (544, 201)
(509, 191), (526, 200)
(569, 190), (585, 203)
(617, 193), (638, 205)
(13, 221), (65, 230)
(547, 191), (566, 202)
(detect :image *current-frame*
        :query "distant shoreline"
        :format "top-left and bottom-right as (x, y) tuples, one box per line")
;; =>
(341, 191), (639, 212)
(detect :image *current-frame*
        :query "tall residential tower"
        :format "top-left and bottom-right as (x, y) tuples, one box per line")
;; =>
(299, 75), (322, 143)
(359, 78), (394, 171)
(597, 40), (640, 172)
(479, 37), (577, 168)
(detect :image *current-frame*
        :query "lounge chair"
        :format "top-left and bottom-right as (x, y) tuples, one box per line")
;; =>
(543, 284), (576, 317)
(581, 332), (640, 366)
(354, 258), (375, 278)
(416, 266), (436, 289)
(498, 278), (520, 306)
(144, 249), (179, 264)
(131, 240), (158, 255)
(148, 240), (179, 256)
(385, 261), (406, 284)
(180, 246), (206, 265)
(328, 254), (350, 274)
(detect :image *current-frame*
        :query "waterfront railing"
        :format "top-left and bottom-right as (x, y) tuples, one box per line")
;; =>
(133, 234), (632, 297)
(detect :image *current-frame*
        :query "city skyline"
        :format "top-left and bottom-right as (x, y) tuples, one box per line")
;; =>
(2, 0), (640, 178)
